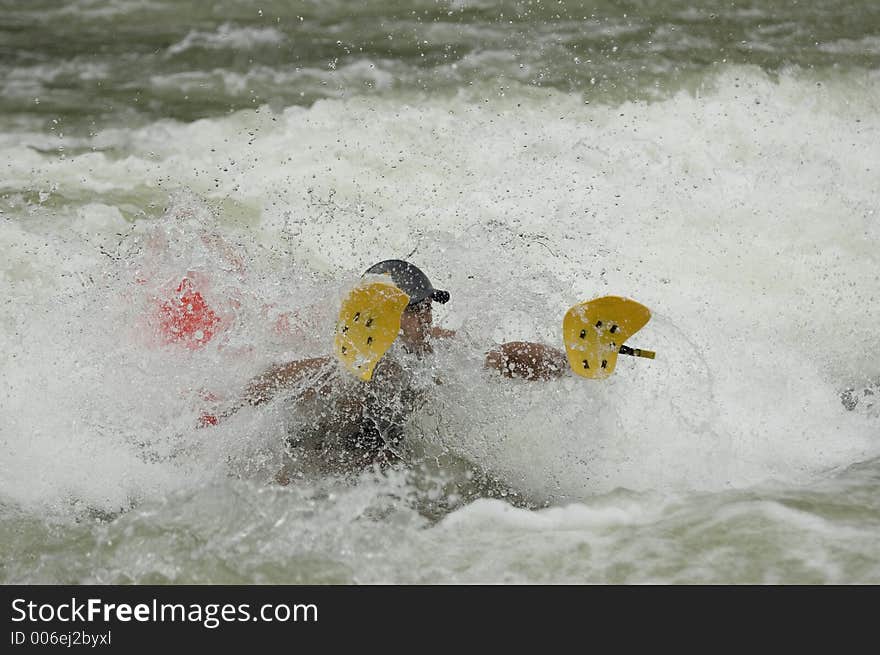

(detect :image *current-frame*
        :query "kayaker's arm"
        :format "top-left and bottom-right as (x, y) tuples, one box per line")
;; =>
(429, 326), (456, 339)
(485, 341), (569, 381)
(244, 356), (334, 405)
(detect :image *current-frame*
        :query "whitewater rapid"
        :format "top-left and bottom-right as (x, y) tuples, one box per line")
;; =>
(2, 66), (879, 522)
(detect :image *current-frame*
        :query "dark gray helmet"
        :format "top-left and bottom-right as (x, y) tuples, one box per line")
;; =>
(363, 259), (450, 306)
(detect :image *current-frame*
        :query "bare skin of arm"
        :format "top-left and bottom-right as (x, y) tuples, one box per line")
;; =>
(430, 326), (456, 339)
(484, 341), (569, 381)
(244, 356), (333, 406)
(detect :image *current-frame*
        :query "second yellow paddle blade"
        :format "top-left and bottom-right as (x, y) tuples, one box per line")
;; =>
(562, 296), (651, 380)
(334, 281), (410, 381)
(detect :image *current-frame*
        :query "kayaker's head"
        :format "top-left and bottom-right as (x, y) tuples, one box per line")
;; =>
(363, 259), (449, 350)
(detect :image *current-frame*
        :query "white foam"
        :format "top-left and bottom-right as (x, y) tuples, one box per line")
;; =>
(167, 24), (286, 56)
(440, 496), (659, 531)
(147, 58), (395, 100)
(819, 35), (880, 55)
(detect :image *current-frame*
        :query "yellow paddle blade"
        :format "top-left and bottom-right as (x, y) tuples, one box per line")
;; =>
(334, 281), (410, 381)
(562, 296), (652, 379)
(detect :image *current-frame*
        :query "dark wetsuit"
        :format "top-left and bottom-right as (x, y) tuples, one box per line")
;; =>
(283, 347), (428, 474)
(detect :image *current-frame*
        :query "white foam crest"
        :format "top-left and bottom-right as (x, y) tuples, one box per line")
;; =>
(819, 35), (880, 55)
(1, 60), (111, 102)
(147, 59), (395, 100)
(166, 23), (286, 56)
(440, 495), (660, 531)
(53, 0), (166, 20)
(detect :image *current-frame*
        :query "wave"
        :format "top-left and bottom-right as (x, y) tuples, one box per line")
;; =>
(1, 65), (879, 516)
(166, 24), (287, 56)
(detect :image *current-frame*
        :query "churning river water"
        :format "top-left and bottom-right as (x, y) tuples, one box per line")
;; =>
(2, 0), (879, 583)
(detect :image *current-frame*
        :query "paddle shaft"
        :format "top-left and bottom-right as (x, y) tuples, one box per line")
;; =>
(619, 345), (655, 359)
